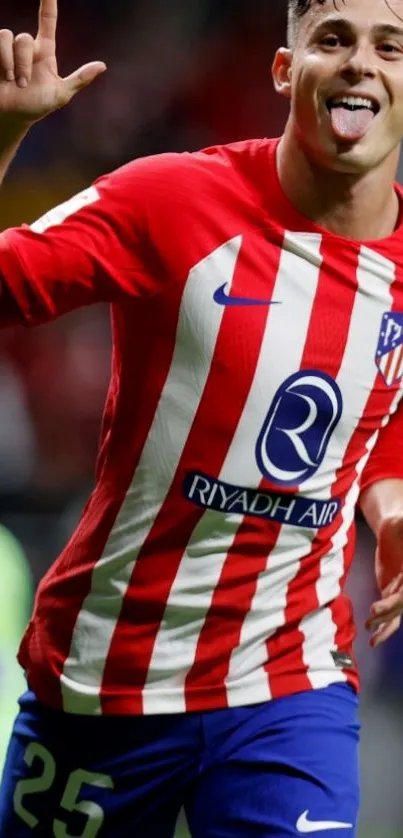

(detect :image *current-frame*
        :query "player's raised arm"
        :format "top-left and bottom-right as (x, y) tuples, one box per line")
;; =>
(0, 0), (106, 180)
(0, 2), (166, 328)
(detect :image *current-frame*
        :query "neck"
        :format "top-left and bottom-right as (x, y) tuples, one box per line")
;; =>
(277, 126), (400, 241)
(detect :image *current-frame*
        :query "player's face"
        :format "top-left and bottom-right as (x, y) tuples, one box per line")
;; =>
(273, 0), (403, 173)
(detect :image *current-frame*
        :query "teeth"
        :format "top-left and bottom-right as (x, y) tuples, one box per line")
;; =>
(331, 95), (375, 110)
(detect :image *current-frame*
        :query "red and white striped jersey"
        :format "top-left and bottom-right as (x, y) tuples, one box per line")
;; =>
(2, 137), (403, 715)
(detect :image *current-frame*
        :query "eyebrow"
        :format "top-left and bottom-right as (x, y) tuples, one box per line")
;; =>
(311, 16), (403, 40)
(373, 23), (403, 39)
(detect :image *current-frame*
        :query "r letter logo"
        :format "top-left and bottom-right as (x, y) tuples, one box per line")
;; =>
(256, 371), (343, 486)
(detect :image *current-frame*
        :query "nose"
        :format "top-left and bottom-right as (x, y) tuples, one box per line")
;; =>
(340, 40), (377, 81)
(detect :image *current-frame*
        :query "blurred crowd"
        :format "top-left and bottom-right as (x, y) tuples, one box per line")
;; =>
(0, 3), (403, 835)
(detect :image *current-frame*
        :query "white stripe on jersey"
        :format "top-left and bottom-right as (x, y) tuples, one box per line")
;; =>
(60, 236), (242, 714)
(142, 231), (323, 712)
(302, 245), (396, 684)
(223, 233), (323, 703)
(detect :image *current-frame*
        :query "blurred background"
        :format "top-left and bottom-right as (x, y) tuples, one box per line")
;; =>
(0, 2), (402, 837)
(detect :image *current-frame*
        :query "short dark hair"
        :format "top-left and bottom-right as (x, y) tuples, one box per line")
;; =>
(287, 0), (327, 47)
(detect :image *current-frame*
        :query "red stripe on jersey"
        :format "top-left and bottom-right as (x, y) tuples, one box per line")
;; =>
(101, 242), (280, 713)
(183, 241), (285, 710)
(18, 483), (127, 710)
(185, 518), (282, 709)
(19, 294), (184, 710)
(266, 239), (360, 697)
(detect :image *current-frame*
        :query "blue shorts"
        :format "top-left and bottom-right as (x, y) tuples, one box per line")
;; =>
(0, 683), (360, 837)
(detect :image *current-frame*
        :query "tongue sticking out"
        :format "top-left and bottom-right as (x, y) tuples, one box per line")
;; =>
(330, 106), (374, 141)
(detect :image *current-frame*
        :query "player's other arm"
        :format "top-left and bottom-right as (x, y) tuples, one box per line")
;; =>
(360, 407), (403, 647)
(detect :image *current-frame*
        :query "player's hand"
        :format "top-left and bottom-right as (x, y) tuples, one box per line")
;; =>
(0, 0), (106, 128)
(366, 516), (403, 647)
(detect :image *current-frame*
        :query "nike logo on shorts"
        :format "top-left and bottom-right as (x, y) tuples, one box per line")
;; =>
(213, 283), (281, 307)
(296, 810), (353, 833)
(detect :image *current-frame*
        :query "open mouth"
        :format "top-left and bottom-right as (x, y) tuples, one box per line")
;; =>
(325, 95), (380, 141)
(326, 95), (380, 115)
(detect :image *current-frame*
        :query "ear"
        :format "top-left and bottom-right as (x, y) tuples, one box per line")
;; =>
(272, 48), (293, 100)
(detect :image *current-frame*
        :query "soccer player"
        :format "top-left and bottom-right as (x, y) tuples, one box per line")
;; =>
(1, 0), (403, 835)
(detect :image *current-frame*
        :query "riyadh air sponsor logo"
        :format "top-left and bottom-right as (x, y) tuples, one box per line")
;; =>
(375, 311), (403, 386)
(256, 371), (343, 487)
(183, 473), (341, 529)
(297, 810), (353, 833)
(213, 283), (281, 307)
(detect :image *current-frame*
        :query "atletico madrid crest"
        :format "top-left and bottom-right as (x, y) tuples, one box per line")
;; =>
(376, 312), (403, 386)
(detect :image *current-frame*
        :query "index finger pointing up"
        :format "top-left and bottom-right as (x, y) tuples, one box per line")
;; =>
(37, 0), (58, 41)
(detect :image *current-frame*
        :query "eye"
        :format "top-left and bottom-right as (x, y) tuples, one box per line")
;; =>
(320, 34), (341, 49)
(378, 41), (402, 55)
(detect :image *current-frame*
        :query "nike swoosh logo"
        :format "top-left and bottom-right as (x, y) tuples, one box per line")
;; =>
(297, 810), (353, 833)
(213, 283), (281, 307)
